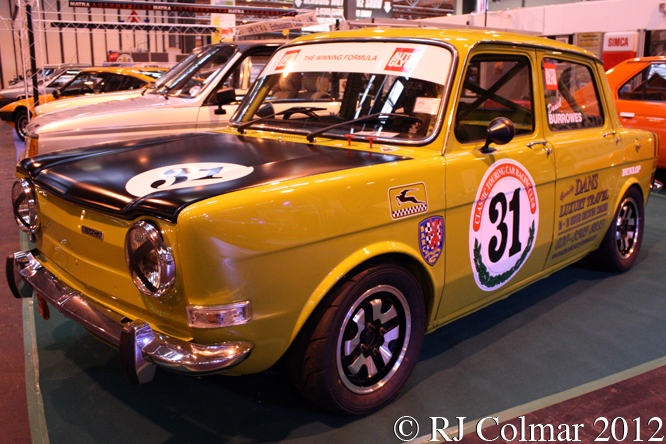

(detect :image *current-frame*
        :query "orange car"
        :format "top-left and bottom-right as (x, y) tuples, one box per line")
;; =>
(606, 57), (666, 168)
(0, 66), (166, 140)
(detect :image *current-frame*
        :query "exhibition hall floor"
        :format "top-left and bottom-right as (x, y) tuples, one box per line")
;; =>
(1, 126), (666, 444)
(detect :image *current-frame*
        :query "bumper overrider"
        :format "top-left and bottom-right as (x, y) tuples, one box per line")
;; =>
(7, 250), (254, 384)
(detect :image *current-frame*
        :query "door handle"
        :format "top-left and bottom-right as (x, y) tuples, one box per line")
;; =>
(602, 130), (621, 144)
(526, 141), (551, 157)
(620, 112), (635, 118)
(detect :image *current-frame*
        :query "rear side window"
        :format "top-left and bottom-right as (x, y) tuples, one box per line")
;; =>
(454, 54), (534, 144)
(121, 76), (148, 91)
(618, 63), (666, 102)
(542, 58), (604, 131)
(102, 74), (126, 92)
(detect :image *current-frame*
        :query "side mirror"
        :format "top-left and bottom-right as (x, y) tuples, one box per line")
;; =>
(479, 117), (515, 154)
(52, 89), (61, 99)
(214, 88), (236, 115)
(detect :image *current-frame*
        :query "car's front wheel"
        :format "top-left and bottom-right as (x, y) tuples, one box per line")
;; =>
(288, 263), (426, 415)
(590, 186), (644, 272)
(14, 109), (29, 141)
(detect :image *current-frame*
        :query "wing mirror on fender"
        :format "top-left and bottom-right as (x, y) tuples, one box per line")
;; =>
(479, 117), (515, 154)
(214, 88), (236, 115)
(52, 89), (61, 99)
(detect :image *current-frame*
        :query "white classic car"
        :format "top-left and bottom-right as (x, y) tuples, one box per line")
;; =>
(23, 41), (284, 158)
(0, 65), (87, 108)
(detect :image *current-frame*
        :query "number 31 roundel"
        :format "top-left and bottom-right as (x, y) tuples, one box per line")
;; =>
(469, 159), (539, 291)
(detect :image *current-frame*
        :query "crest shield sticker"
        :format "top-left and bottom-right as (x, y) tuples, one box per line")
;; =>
(419, 216), (443, 265)
(469, 159), (539, 291)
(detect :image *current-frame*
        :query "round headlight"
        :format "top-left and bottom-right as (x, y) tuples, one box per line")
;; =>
(125, 221), (175, 297)
(12, 179), (38, 234)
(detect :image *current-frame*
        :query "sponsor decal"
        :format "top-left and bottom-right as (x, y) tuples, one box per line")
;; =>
(548, 112), (583, 125)
(622, 165), (641, 176)
(385, 48), (424, 74)
(81, 225), (104, 240)
(126, 162), (254, 197)
(275, 50), (300, 70)
(469, 159), (539, 291)
(553, 173), (610, 259)
(544, 62), (558, 91)
(302, 54), (378, 62)
(419, 216), (443, 265)
(388, 183), (428, 220)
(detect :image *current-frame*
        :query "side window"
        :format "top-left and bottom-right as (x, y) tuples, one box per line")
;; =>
(542, 58), (604, 131)
(84, 73), (109, 94)
(101, 74), (126, 92)
(121, 76), (148, 91)
(208, 52), (274, 105)
(62, 72), (96, 94)
(61, 72), (111, 95)
(618, 63), (666, 101)
(455, 54), (534, 144)
(222, 54), (272, 92)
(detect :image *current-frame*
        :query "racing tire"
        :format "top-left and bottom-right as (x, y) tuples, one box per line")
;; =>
(14, 109), (29, 141)
(590, 186), (644, 272)
(288, 263), (426, 415)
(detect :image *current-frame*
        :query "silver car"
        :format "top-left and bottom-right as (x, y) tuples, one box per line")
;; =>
(0, 64), (88, 107)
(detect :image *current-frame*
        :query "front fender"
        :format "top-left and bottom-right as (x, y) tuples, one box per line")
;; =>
(289, 240), (434, 344)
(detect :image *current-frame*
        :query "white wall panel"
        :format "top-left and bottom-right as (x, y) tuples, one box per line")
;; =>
(437, 0), (666, 36)
(91, 29), (107, 66)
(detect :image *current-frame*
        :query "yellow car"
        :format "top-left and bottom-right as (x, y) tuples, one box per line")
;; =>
(7, 29), (659, 415)
(0, 66), (166, 140)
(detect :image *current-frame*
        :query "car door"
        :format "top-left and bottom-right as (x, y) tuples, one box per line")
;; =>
(537, 51), (623, 269)
(437, 46), (557, 320)
(196, 49), (274, 132)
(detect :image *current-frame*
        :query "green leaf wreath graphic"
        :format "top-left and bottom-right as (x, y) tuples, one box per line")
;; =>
(474, 221), (535, 288)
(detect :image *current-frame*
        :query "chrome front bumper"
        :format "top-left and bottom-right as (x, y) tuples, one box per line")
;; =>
(7, 250), (253, 384)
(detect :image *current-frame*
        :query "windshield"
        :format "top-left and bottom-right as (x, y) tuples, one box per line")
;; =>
(149, 45), (237, 98)
(233, 42), (452, 141)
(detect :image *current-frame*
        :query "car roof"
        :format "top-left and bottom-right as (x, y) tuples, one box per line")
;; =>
(44, 63), (91, 68)
(75, 66), (168, 79)
(198, 39), (288, 52)
(288, 28), (599, 62)
(614, 56), (666, 64)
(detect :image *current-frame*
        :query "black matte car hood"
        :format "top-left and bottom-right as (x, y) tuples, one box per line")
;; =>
(19, 132), (408, 222)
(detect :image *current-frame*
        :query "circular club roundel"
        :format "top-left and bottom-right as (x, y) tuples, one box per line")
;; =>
(469, 159), (539, 292)
(126, 162), (254, 197)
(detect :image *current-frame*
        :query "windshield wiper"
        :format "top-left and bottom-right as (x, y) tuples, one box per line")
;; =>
(237, 106), (327, 134)
(306, 113), (423, 142)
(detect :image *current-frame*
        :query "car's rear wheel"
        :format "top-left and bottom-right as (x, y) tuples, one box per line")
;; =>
(590, 186), (644, 272)
(288, 263), (426, 415)
(14, 109), (29, 141)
